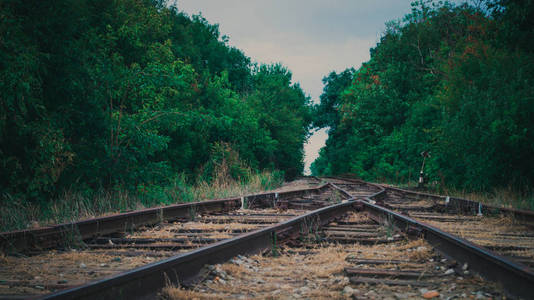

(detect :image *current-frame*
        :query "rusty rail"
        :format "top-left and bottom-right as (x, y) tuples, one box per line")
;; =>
(0, 183), (332, 254)
(360, 201), (534, 299)
(0, 198), (240, 254)
(383, 184), (534, 221)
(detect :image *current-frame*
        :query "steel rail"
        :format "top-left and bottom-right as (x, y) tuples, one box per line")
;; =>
(0, 198), (240, 254)
(383, 184), (534, 221)
(0, 183), (332, 254)
(39, 200), (357, 300)
(329, 176), (534, 221)
(360, 201), (534, 299)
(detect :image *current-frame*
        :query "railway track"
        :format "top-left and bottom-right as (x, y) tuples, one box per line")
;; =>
(0, 208), (304, 298)
(326, 177), (534, 272)
(0, 179), (346, 299)
(325, 177), (534, 298)
(1, 176), (533, 299)
(171, 211), (504, 299)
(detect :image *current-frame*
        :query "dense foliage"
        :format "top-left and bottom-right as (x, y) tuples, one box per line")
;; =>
(312, 0), (534, 190)
(0, 0), (311, 202)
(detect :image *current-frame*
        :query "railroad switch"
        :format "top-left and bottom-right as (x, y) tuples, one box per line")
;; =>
(418, 151), (431, 188)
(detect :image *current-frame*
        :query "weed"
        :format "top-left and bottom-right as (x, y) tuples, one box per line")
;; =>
(330, 189), (342, 203)
(59, 225), (86, 250)
(271, 232), (279, 257)
(189, 206), (197, 222)
(383, 214), (395, 238)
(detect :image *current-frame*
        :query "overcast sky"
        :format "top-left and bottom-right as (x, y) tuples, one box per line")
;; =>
(175, 0), (463, 174)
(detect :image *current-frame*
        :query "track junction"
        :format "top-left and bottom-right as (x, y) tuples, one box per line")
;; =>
(1, 177), (533, 299)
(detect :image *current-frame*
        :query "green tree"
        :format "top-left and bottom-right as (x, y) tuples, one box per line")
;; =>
(312, 0), (534, 191)
(0, 0), (312, 202)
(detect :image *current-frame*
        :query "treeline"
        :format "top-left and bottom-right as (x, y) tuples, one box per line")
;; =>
(0, 0), (311, 202)
(312, 0), (534, 191)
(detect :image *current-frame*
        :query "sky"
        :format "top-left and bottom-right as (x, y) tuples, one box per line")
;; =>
(175, 0), (463, 174)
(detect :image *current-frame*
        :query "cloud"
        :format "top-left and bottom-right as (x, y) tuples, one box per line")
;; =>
(234, 34), (376, 102)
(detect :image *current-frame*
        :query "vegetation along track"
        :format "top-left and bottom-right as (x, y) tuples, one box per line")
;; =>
(2, 176), (534, 299)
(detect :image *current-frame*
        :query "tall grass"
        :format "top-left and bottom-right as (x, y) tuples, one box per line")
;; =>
(446, 186), (534, 211)
(0, 170), (284, 232)
(384, 179), (534, 211)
